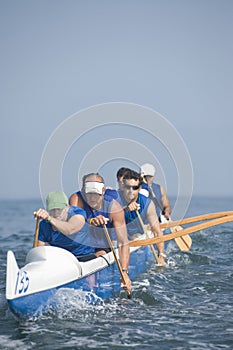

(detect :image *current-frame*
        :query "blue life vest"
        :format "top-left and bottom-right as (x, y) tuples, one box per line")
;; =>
(105, 188), (118, 199)
(77, 191), (116, 248)
(38, 206), (95, 257)
(116, 191), (151, 239)
(141, 182), (162, 218)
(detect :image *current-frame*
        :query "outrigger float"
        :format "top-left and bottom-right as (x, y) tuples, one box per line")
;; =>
(6, 211), (233, 319)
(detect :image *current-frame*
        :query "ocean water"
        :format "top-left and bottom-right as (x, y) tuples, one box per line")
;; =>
(0, 197), (233, 350)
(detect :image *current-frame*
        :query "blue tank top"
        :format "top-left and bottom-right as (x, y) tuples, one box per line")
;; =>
(77, 191), (113, 226)
(141, 182), (162, 218)
(116, 192), (151, 239)
(77, 191), (116, 248)
(104, 188), (118, 199)
(38, 206), (95, 257)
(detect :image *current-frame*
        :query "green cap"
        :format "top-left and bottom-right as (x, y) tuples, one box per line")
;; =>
(46, 191), (68, 211)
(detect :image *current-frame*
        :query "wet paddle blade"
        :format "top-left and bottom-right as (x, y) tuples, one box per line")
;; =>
(171, 225), (192, 251)
(160, 214), (192, 252)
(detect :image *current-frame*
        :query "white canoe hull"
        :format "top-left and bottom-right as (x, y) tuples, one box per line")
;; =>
(6, 237), (153, 318)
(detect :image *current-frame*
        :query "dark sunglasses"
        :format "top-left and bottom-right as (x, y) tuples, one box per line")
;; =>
(124, 184), (140, 190)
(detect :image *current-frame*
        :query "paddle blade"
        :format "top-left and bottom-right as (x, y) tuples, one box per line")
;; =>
(171, 225), (192, 251)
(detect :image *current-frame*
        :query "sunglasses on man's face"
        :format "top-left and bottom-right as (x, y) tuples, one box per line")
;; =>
(124, 184), (140, 190)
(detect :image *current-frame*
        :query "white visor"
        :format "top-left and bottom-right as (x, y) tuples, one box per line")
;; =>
(85, 181), (104, 195)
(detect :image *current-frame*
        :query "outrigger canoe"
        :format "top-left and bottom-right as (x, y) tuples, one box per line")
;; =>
(6, 211), (233, 319)
(6, 233), (153, 319)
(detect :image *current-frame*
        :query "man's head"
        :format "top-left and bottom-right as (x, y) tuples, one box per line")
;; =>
(82, 173), (105, 210)
(46, 191), (69, 219)
(116, 167), (131, 190)
(121, 169), (143, 203)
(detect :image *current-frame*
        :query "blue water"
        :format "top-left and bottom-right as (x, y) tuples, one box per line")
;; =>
(0, 197), (233, 349)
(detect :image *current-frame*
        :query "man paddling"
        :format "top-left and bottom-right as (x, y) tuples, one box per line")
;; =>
(115, 169), (166, 266)
(34, 191), (96, 261)
(140, 163), (171, 221)
(69, 173), (132, 294)
(140, 163), (192, 252)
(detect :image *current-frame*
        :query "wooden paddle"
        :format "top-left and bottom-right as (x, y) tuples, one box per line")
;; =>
(129, 214), (233, 247)
(159, 211), (233, 251)
(136, 210), (159, 263)
(102, 224), (131, 299)
(170, 224), (192, 251)
(160, 211), (233, 229)
(148, 186), (192, 251)
(33, 215), (40, 248)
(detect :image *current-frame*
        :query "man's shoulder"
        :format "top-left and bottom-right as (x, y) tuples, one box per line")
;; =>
(138, 193), (152, 206)
(138, 192), (151, 200)
(152, 182), (161, 189)
(104, 188), (118, 200)
(69, 206), (87, 218)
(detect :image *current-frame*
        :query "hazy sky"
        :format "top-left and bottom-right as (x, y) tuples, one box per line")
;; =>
(1, 0), (233, 200)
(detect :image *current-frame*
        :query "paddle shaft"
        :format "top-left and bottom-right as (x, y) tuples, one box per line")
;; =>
(136, 210), (159, 263)
(148, 185), (164, 212)
(160, 211), (233, 229)
(129, 214), (233, 247)
(33, 217), (40, 248)
(102, 224), (131, 298)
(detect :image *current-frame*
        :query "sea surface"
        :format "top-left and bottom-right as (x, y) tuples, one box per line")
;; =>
(0, 197), (233, 350)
